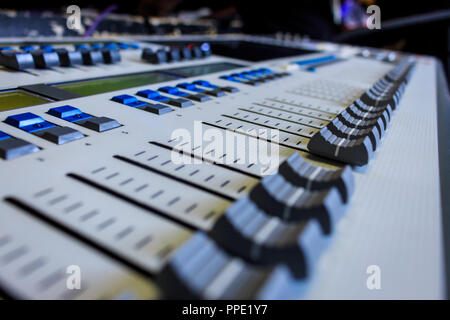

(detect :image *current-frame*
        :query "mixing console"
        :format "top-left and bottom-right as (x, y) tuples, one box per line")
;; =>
(0, 35), (446, 299)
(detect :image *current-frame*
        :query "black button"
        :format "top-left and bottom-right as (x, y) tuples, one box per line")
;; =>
(187, 93), (211, 102)
(142, 103), (173, 115)
(80, 50), (103, 65)
(205, 88), (226, 97)
(81, 117), (120, 132)
(0, 138), (39, 160)
(180, 47), (192, 60)
(191, 46), (202, 59)
(167, 48), (181, 62)
(101, 49), (121, 64)
(54, 49), (82, 66)
(248, 174), (344, 234)
(210, 196), (326, 278)
(141, 48), (153, 60)
(157, 232), (293, 299)
(30, 50), (60, 68)
(327, 119), (380, 152)
(278, 152), (354, 204)
(264, 74), (277, 80)
(221, 86), (239, 93)
(307, 127), (374, 166)
(246, 80), (262, 86)
(0, 50), (35, 70)
(39, 126), (84, 145)
(167, 98), (193, 108)
(141, 48), (167, 64)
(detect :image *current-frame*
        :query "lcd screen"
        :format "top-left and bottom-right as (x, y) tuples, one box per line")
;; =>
(55, 72), (178, 96)
(0, 90), (50, 112)
(161, 62), (246, 77)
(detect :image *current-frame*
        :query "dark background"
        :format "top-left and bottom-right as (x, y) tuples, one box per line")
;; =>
(1, 1), (449, 78)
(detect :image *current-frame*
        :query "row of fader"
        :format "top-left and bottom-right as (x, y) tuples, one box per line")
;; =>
(307, 57), (416, 166)
(1, 151), (354, 299)
(0, 45), (121, 70)
(157, 152), (354, 298)
(142, 43), (211, 64)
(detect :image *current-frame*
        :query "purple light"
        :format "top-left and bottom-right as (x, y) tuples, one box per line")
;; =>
(200, 43), (210, 51)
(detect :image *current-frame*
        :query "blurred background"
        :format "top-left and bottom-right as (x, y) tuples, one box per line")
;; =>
(1, 0), (449, 77)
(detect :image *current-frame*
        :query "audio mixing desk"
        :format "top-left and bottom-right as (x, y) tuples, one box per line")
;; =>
(0, 35), (447, 299)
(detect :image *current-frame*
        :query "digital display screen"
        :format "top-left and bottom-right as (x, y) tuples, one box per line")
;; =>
(207, 41), (318, 62)
(162, 62), (246, 77)
(150, 40), (318, 62)
(0, 90), (49, 112)
(55, 72), (178, 96)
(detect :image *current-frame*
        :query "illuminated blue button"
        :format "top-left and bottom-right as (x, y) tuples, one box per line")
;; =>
(136, 90), (158, 99)
(5, 112), (44, 127)
(40, 45), (54, 52)
(0, 131), (10, 141)
(176, 82), (204, 92)
(150, 95), (170, 102)
(111, 95), (147, 107)
(117, 42), (139, 50)
(104, 43), (119, 50)
(231, 73), (253, 80)
(127, 100), (148, 108)
(242, 71), (259, 77)
(112, 94), (138, 105)
(158, 86), (178, 94)
(118, 43), (130, 49)
(136, 90), (169, 102)
(219, 75), (242, 83)
(5, 112), (55, 133)
(20, 45), (35, 52)
(48, 105), (81, 118)
(90, 43), (103, 50)
(255, 68), (273, 74)
(48, 105), (92, 122)
(75, 44), (89, 51)
(193, 80), (218, 88)
(158, 86), (188, 97)
(0, 46), (13, 51)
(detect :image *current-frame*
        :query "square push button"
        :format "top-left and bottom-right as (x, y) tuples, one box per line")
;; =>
(81, 117), (120, 132)
(158, 86), (188, 97)
(111, 94), (147, 107)
(204, 88), (226, 97)
(143, 104), (173, 115)
(176, 83), (204, 92)
(5, 112), (55, 133)
(193, 80), (218, 88)
(112, 94), (137, 105)
(0, 138), (39, 160)
(167, 98), (193, 108)
(48, 105), (92, 122)
(188, 93), (211, 102)
(219, 75), (242, 83)
(39, 126), (84, 145)
(136, 90), (170, 102)
(221, 86), (239, 93)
